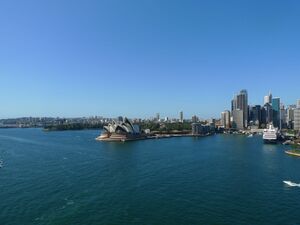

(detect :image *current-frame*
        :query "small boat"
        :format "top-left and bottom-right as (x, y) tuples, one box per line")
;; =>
(282, 140), (292, 145)
(283, 180), (300, 187)
(247, 134), (253, 138)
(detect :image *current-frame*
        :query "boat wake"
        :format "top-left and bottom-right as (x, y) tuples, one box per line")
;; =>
(283, 180), (300, 187)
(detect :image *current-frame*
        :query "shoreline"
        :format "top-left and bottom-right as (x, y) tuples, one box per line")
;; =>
(96, 133), (214, 142)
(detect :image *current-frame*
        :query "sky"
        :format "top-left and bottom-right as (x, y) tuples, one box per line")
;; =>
(0, 0), (300, 119)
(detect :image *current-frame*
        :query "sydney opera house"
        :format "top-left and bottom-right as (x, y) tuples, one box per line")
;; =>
(96, 117), (144, 142)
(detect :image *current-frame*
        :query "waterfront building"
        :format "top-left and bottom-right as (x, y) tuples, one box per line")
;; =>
(97, 117), (143, 141)
(294, 100), (300, 131)
(232, 109), (244, 130)
(221, 110), (231, 129)
(272, 97), (280, 128)
(192, 123), (211, 136)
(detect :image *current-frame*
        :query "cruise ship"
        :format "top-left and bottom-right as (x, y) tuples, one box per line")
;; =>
(263, 124), (278, 144)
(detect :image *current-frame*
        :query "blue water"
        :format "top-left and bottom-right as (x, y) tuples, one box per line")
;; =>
(0, 129), (300, 225)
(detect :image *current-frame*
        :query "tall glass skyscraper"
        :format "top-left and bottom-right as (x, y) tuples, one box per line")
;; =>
(272, 97), (280, 128)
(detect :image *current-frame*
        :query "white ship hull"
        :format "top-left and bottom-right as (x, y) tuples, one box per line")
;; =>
(263, 124), (278, 144)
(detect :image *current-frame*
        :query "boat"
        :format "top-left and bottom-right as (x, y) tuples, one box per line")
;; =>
(263, 124), (278, 144)
(282, 140), (292, 145)
(247, 134), (253, 138)
(283, 180), (300, 187)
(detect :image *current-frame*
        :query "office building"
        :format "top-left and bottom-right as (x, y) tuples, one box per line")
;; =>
(232, 89), (248, 129)
(191, 115), (198, 123)
(179, 111), (183, 123)
(156, 113), (160, 121)
(263, 103), (273, 125)
(232, 109), (244, 130)
(294, 100), (300, 131)
(280, 104), (286, 129)
(192, 123), (211, 136)
(264, 92), (272, 105)
(272, 97), (280, 128)
(221, 110), (231, 129)
(286, 106), (295, 129)
(249, 105), (261, 126)
(231, 98), (237, 112)
(238, 89), (248, 127)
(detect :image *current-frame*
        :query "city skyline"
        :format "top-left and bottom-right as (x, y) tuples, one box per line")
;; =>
(1, 1), (300, 118)
(0, 89), (299, 120)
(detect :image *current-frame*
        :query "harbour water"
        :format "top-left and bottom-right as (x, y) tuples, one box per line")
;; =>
(0, 128), (300, 225)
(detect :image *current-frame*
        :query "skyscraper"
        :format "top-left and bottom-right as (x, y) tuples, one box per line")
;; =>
(156, 113), (160, 121)
(294, 100), (300, 131)
(263, 103), (273, 125)
(191, 115), (198, 123)
(179, 111), (183, 123)
(232, 109), (244, 130)
(280, 104), (286, 129)
(231, 98), (237, 112)
(249, 105), (261, 126)
(264, 92), (272, 105)
(286, 105), (295, 129)
(221, 110), (231, 129)
(232, 89), (248, 129)
(272, 97), (280, 128)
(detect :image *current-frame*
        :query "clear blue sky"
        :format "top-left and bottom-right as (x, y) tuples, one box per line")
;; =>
(0, 0), (299, 119)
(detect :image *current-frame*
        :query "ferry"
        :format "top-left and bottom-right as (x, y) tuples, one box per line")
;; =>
(263, 124), (278, 144)
(283, 180), (300, 187)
